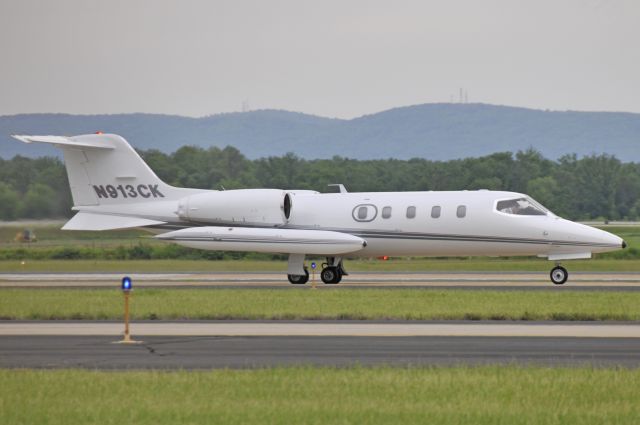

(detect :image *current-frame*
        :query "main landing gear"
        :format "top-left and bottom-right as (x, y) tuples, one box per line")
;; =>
(550, 264), (569, 285)
(286, 255), (347, 285)
(287, 267), (309, 284)
(320, 257), (347, 284)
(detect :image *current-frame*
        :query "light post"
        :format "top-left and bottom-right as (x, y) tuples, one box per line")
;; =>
(116, 276), (142, 344)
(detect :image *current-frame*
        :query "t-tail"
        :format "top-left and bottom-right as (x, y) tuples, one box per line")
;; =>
(11, 134), (201, 230)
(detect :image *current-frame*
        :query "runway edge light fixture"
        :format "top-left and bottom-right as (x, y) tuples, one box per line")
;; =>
(114, 276), (143, 344)
(310, 262), (317, 289)
(122, 276), (132, 292)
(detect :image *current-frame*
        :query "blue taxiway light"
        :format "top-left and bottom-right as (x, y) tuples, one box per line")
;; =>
(121, 276), (132, 291)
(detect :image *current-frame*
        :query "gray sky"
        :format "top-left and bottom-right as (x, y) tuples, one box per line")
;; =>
(0, 0), (638, 118)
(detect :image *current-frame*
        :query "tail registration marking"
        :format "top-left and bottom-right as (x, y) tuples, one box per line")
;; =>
(93, 184), (164, 199)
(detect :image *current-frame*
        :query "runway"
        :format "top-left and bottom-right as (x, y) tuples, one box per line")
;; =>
(1, 321), (639, 368)
(2, 272), (640, 290)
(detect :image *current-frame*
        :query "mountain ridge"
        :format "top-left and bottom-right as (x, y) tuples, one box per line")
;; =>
(1, 103), (639, 161)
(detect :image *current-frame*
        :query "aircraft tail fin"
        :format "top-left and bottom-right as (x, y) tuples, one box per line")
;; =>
(11, 133), (189, 207)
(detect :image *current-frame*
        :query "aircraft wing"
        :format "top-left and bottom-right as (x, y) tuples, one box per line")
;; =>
(62, 212), (166, 231)
(156, 226), (367, 255)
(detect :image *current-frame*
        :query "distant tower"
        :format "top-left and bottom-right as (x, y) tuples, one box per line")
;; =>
(241, 99), (250, 112)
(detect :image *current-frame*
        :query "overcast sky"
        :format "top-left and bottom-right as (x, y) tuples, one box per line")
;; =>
(0, 0), (638, 118)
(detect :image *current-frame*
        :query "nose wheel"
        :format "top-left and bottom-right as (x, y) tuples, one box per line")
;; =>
(550, 265), (568, 285)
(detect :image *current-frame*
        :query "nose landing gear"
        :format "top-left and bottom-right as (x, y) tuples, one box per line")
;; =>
(550, 265), (568, 285)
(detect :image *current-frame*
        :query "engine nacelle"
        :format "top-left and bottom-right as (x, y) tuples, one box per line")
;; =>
(177, 189), (291, 226)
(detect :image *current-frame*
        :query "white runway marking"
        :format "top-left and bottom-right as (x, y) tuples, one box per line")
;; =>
(2, 322), (640, 338)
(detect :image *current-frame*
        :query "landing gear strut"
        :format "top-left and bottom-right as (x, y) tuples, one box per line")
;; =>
(550, 265), (568, 285)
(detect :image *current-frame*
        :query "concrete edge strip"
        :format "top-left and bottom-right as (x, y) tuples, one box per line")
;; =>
(1, 323), (640, 338)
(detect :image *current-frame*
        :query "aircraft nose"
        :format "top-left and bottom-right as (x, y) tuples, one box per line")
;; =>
(558, 220), (625, 254)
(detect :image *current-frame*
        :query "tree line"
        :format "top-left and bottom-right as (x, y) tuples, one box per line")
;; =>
(1, 146), (639, 221)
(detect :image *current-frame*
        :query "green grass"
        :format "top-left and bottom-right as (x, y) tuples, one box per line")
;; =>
(2, 257), (640, 273)
(0, 224), (149, 248)
(2, 288), (640, 321)
(1, 367), (639, 425)
(0, 222), (638, 272)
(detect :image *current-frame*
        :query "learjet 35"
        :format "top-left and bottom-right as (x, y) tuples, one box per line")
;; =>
(12, 133), (626, 285)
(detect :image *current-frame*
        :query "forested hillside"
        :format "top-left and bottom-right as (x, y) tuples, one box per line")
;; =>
(1, 146), (638, 221)
(2, 103), (640, 161)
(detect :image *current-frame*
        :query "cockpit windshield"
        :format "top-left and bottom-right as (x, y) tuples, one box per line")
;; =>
(496, 197), (548, 216)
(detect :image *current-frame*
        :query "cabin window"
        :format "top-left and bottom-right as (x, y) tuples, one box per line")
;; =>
(457, 205), (467, 218)
(431, 205), (441, 218)
(382, 206), (392, 219)
(352, 204), (378, 222)
(357, 206), (367, 220)
(406, 206), (416, 219)
(496, 197), (547, 216)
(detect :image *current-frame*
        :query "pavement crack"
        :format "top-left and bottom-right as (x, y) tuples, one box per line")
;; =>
(143, 344), (167, 356)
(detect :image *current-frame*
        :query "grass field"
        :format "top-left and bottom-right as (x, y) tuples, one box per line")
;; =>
(1, 223), (639, 272)
(3, 223), (638, 246)
(2, 288), (640, 321)
(1, 367), (639, 425)
(3, 257), (640, 273)
(0, 224), (147, 250)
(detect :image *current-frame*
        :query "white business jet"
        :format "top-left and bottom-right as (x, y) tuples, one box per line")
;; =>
(12, 133), (625, 285)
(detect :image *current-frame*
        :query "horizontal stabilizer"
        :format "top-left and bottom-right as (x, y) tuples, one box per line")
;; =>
(62, 212), (166, 231)
(11, 135), (114, 150)
(156, 227), (367, 255)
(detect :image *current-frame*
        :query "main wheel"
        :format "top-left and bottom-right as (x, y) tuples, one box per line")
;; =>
(321, 267), (342, 284)
(550, 266), (568, 285)
(288, 268), (309, 284)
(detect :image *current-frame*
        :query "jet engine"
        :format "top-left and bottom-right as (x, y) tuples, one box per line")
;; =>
(177, 189), (292, 226)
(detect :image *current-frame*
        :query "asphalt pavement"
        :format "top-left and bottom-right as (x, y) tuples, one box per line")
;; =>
(2, 272), (640, 290)
(2, 335), (639, 368)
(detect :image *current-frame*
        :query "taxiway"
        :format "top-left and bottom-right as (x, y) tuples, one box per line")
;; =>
(2, 272), (640, 290)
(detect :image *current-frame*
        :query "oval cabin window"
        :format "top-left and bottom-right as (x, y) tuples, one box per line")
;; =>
(431, 206), (441, 218)
(382, 206), (392, 219)
(352, 204), (378, 222)
(457, 205), (467, 218)
(406, 206), (416, 219)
